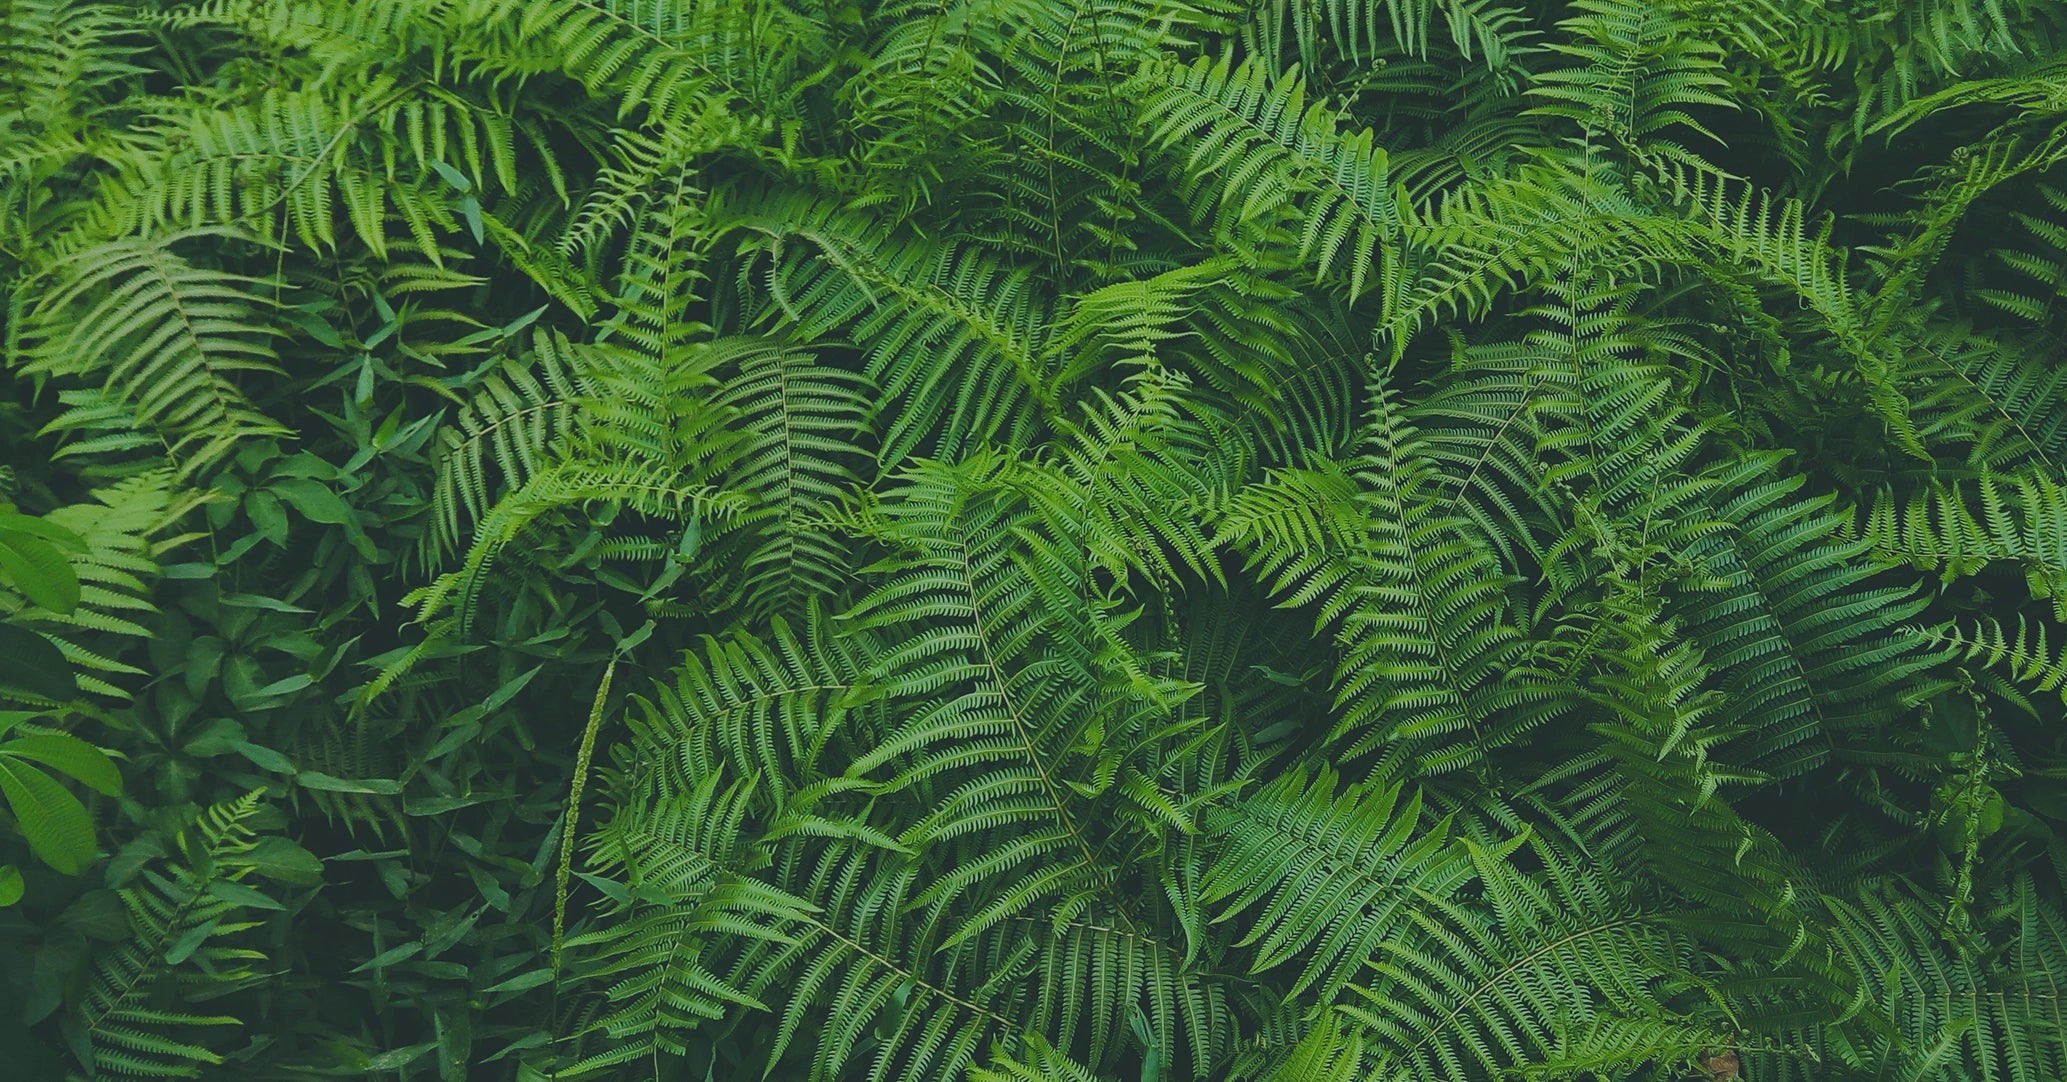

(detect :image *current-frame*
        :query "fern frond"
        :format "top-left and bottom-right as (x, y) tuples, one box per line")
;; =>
(1018, 906), (1233, 1075)
(1905, 322), (2067, 472)
(16, 230), (286, 477)
(421, 329), (598, 569)
(1669, 460), (1943, 777)
(1857, 470), (2067, 620)
(1132, 53), (1402, 297)
(722, 195), (1057, 467)
(0, 0), (143, 246)
(1332, 384), (1555, 774)
(1216, 454), (1367, 622)
(1202, 766), (1477, 1001)
(411, 462), (747, 633)
(1771, 879), (2067, 1082)
(569, 767), (817, 1066)
(458, 0), (733, 127)
(838, 0), (1009, 198)
(1244, 0), (1531, 73)
(75, 77), (514, 263)
(75, 791), (276, 1079)
(841, 456), (1129, 911)
(968, 1037), (1106, 1082)
(1978, 180), (2067, 325)
(1928, 616), (2067, 704)
(14, 473), (203, 698)
(1049, 366), (1238, 588)
(976, 0), (1238, 281)
(630, 611), (878, 802)
(704, 338), (872, 623)
(1385, 155), (1659, 350)
(1528, 0), (1738, 148)
(1579, 602), (1820, 935)
(1346, 834), (1729, 1082)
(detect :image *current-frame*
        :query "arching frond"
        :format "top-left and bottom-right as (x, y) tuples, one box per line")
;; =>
(73, 792), (276, 1080)
(1929, 616), (2067, 705)
(1345, 834), (1732, 1082)
(1858, 471), (2067, 620)
(721, 195), (1058, 467)
(1202, 766), (1477, 1001)
(14, 231), (286, 477)
(840, 455), (1194, 937)
(1670, 460), (1944, 777)
(421, 329), (599, 568)
(1132, 53), (1402, 297)
(705, 338), (873, 623)
(16, 473), (203, 699)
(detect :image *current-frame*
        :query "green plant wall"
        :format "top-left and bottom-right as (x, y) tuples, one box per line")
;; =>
(2, 1), (2065, 1079)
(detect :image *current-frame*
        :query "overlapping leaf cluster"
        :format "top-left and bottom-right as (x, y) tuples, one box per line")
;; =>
(3, 0), (2065, 1079)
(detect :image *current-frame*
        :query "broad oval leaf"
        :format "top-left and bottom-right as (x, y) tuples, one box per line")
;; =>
(0, 759), (96, 875)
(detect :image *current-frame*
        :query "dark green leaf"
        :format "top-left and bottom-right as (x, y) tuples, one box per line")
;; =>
(2, 733), (121, 796)
(0, 527), (78, 614)
(0, 760), (95, 875)
(0, 625), (77, 702)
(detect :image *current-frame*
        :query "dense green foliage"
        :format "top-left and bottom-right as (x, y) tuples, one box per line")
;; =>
(3, 0), (2066, 1078)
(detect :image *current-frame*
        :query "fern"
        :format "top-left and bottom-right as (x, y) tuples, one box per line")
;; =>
(1528, 0), (1738, 150)
(459, 0), (735, 127)
(15, 473), (204, 699)
(1859, 471), (2067, 617)
(976, 0), (1238, 283)
(0, 1), (142, 251)
(1976, 182), (2067, 329)
(1758, 879), (2067, 1082)
(13, 231), (287, 477)
(420, 329), (597, 568)
(1929, 616), (2067, 705)
(703, 338), (873, 622)
(75, 79), (510, 264)
(1133, 52), (1403, 297)
(722, 194), (1059, 468)
(1201, 766), (1477, 1001)
(1227, 382), (1562, 777)
(1243, 0), (1531, 73)
(8, 2), (2067, 1079)
(72, 791), (276, 1079)
(1905, 324), (2067, 472)
(1343, 832), (1733, 1082)
(1048, 366), (1236, 588)
(839, 454), (1165, 931)
(1669, 459), (1944, 778)
(567, 627), (1012, 1080)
